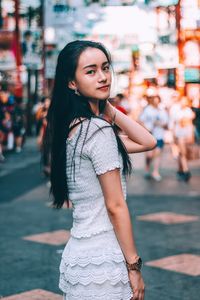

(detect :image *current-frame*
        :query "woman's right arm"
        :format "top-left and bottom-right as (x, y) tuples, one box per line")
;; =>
(98, 169), (145, 300)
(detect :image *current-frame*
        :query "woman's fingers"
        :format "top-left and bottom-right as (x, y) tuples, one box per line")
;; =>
(139, 289), (145, 300)
(132, 289), (139, 300)
(129, 270), (145, 300)
(132, 286), (145, 300)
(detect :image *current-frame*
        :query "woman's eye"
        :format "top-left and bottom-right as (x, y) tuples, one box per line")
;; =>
(103, 65), (110, 71)
(86, 70), (95, 75)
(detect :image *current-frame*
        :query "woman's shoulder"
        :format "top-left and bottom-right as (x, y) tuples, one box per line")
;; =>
(88, 117), (112, 133)
(85, 117), (114, 144)
(90, 116), (110, 125)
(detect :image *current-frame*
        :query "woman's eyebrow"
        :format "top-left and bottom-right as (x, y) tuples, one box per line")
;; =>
(83, 64), (96, 69)
(102, 61), (109, 66)
(83, 61), (109, 69)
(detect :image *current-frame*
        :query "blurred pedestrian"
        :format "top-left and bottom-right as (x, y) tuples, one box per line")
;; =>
(43, 40), (156, 300)
(0, 84), (17, 152)
(13, 100), (26, 153)
(169, 91), (181, 159)
(174, 96), (195, 181)
(140, 95), (168, 181)
(114, 93), (131, 114)
(0, 132), (5, 162)
(37, 96), (51, 177)
(0, 112), (5, 161)
(21, 30), (36, 56)
(34, 96), (51, 136)
(0, 95), (5, 161)
(192, 103), (200, 145)
(1, 111), (14, 151)
(110, 93), (128, 135)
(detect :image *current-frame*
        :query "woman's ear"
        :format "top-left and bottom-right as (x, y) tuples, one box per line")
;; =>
(68, 80), (77, 91)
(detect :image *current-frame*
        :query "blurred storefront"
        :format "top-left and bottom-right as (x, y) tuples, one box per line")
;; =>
(0, 0), (199, 109)
(176, 0), (200, 104)
(0, 30), (16, 88)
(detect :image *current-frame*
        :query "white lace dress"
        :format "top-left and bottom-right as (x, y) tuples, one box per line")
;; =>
(59, 118), (133, 300)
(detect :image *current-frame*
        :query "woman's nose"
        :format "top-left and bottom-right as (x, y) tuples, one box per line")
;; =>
(98, 70), (107, 82)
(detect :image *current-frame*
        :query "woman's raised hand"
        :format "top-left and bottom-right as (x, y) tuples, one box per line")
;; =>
(103, 100), (116, 123)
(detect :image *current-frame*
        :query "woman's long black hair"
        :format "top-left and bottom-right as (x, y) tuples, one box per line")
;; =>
(43, 40), (132, 209)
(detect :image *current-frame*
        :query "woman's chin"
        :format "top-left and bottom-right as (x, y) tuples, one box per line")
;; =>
(98, 92), (111, 100)
(87, 91), (110, 101)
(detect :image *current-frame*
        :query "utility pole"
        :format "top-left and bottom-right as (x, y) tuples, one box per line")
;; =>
(14, 0), (23, 99)
(0, 0), (3, 28)
(175, 0), (185, 95)
(14, 0), (22, 67)
(40, 0), (46, 95)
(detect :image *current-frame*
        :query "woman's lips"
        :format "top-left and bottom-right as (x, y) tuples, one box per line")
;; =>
(98, 85), (110, 91)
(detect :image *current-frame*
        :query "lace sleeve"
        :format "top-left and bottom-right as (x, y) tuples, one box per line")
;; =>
(85, 120), (121, 175)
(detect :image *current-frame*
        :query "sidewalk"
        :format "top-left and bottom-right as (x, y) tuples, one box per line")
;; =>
(0, 138), (200, 300)
(1, 139), (200, 196)
(128, 145), (200, 196)
(0, 137), (40, 178)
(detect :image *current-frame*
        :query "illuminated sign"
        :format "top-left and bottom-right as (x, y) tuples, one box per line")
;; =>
(184, 68), (200, 83)
(158, 0), (178, 5)
(146, 0), (179, 6)
(44, 0), (69, 27)
(181, 0), (199, 30)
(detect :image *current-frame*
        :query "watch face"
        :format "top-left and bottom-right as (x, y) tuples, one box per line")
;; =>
(137, 257), (142, 270)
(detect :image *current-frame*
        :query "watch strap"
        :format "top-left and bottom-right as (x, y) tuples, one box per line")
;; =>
(126, 256), (142, 272)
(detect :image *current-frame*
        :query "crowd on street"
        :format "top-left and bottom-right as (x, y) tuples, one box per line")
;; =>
(106, 87), (198, 182)
(0, 83), (26, 162)
(1, 84), (200, 183)
(137, 88), (200, 182)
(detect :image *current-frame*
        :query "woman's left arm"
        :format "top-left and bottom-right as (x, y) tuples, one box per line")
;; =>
(105, 101), (157, 154)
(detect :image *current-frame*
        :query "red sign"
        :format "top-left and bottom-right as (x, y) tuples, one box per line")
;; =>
(0, 31), (15, 49)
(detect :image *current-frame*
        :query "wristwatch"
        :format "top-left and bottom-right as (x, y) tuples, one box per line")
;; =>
(126, 256), (143, 272)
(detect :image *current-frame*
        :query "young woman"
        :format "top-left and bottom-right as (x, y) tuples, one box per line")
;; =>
(43, 40), (156, 300)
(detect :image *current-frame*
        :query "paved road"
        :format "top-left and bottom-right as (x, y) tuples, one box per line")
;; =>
(0, 138), (200, 299)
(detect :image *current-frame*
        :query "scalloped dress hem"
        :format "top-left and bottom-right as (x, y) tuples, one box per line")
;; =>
(59, 230), (133, 300)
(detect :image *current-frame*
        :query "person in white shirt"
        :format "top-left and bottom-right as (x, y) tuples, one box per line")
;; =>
(140, 95), (168, 181)
(173, 96), (195, 181)
(168, 92), (181, 159)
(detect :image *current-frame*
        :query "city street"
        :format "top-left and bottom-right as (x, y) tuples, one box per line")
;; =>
(0, 138), (200, 300)
(0, 0), (199, 299)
